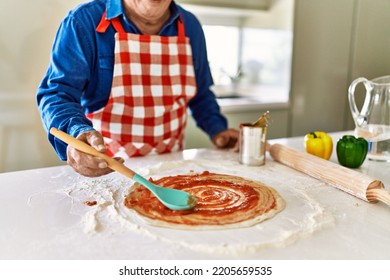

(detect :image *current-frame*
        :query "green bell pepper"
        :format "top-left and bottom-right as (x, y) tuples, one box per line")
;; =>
(336, 135), (368, 168)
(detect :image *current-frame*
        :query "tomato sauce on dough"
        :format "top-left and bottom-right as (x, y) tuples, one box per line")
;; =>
(124, 172), (280, 227)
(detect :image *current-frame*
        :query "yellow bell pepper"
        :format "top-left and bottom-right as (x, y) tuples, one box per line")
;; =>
(304, 131), (333, 160)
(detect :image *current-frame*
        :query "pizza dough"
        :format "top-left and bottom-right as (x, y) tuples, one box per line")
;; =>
(124, 171), (285, 230)
(39, 159), (333, 256)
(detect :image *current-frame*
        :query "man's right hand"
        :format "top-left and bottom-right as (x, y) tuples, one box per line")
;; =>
(66, 130), (124, 177)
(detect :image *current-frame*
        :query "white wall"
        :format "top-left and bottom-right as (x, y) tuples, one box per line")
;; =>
(0, 0), (83, 93)
(0, 0), (84, 172)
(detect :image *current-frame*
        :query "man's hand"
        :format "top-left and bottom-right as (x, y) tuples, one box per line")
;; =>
(212, 128), (240, 152)
(66, 130), (124, 177)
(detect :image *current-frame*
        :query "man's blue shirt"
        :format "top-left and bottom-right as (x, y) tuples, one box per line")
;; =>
(37, 0), (227, 160)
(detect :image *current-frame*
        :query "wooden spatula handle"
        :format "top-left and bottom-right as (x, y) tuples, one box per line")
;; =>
(50, 127), (136, 179)
(269, 144), (387, 204)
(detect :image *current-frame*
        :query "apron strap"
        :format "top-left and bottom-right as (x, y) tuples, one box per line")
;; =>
(96, 11), (126, 33)
(96, 11), (110, 33)
(177, 14), (185, 38)
(97, 11), (186, 37)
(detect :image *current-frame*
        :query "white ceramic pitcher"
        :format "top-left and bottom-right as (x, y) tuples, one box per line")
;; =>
(348, 75), (390, 161)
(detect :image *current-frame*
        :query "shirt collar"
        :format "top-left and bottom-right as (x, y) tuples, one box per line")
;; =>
(105, 0), (122, 19)
(106, 0), (180, 21)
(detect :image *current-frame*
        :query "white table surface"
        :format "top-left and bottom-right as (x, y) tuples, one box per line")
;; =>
(0, 131), (389, 260)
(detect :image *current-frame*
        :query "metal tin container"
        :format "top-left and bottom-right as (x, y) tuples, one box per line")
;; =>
(239, 123), (267, 166)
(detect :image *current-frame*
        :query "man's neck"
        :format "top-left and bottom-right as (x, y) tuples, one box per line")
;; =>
(123, 2), (171, 35)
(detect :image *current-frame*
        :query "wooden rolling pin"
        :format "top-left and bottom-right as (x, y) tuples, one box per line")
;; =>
(269, 144), (390, 206)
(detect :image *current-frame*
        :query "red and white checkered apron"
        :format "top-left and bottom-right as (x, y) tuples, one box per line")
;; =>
(88, 12), (197, 158)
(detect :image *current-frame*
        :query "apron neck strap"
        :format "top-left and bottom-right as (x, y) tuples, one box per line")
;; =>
(96, 11), (186, 37)
(96, 11), (125, 33)
(177, 14), (185, 38)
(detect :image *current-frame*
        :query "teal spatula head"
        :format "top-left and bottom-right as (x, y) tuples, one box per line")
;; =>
(133, 173), (197, 210)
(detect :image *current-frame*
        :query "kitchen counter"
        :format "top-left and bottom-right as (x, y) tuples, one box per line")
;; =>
(215, 84), (289, 113)
(217, 97), (289, 113)
(0, 131), (389, 260)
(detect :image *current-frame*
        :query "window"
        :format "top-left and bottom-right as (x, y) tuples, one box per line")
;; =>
(203, 26), (240, 86)
(241, 28), (292, 87)
(203, 25), (292, 102)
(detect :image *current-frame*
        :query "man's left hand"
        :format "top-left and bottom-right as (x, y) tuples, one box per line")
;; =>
(212, 128), (239, 152)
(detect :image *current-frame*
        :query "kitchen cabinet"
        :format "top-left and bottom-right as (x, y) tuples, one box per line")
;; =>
(289, 0), (390, 136)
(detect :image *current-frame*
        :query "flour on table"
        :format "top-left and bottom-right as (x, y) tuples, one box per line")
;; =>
(55, 159), (335, 255)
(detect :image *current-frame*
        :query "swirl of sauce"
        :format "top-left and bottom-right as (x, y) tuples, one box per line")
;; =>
(124, 171), (280, 226)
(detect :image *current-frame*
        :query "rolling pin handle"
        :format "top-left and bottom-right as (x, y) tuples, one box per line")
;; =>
(366, 188), (390, 206)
